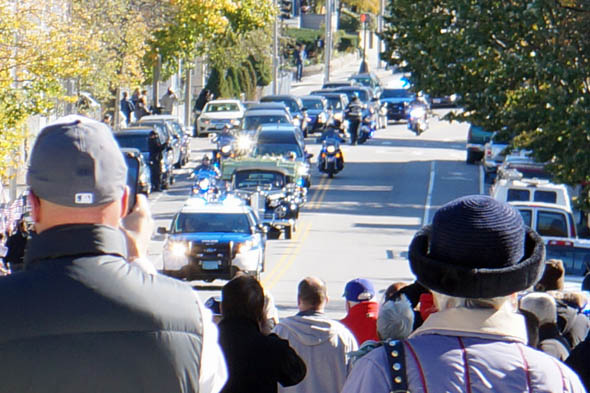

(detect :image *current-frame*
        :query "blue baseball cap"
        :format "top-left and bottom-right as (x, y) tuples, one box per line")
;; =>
(343, 278), (375, 302)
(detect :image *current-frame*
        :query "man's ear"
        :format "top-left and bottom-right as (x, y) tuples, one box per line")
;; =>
(27, 191), (41, 223)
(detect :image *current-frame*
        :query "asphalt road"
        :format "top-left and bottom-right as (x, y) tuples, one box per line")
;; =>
(145, 62), (485, 320)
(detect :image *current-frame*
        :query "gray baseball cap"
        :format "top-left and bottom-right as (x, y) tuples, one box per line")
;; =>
(27, 115), (127, 207)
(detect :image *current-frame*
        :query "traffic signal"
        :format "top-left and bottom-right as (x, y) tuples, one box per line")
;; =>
(280, 0), (293, 19)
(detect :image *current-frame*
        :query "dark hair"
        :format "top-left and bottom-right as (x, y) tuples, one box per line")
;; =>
(297, 277), (327, 309)
(221, 275), (265, 324)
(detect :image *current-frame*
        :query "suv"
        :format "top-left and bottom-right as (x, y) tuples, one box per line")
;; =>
(159, 201), (266, 282)
(510, 201), (577, 239)
(465, 124), (493, 164)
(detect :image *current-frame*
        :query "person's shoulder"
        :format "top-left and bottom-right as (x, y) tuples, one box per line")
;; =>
(521, 343), (585, 388)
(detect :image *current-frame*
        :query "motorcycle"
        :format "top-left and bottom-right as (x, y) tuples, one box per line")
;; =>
(211, 131), (236, 167)
(317, 131), (345, 178)
(358, 108), (377, 145)
(407, 103), (428, 135)
(190, 169), (221, 201)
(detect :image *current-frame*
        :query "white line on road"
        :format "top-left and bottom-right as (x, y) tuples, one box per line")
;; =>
(423, 161), (436, 225)
(479, 164), (484, 195)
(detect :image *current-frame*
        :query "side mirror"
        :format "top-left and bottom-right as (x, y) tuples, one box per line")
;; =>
(157, 227), (168, 234)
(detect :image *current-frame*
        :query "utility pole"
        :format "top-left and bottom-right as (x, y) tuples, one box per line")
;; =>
(272, 0), (280, 94)
(378, 0), (385, 68)
(323, 0), (332, 83)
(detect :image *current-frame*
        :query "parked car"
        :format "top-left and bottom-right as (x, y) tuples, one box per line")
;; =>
(313, 92), (349, 121)
(120, 147), (152, 196)
(379, 88), (415, 121)
(159, 201), (266, 281)
(131, 120), (182, 170)
(260, 95), (309, 135)
(495, 154), (551, 182)
(138, 115), (190, 167)
(114, 126), (174, 191)
(349, 72), (382, 97)
(300, 96), (329, 134)
(430, 94), (460, 108)
(483, 132), (511, 183)
(510, 201), (577, 239)
(465, 124), (493, 164)
(195, 99), (245, 137)
(491, 178), (572, 211)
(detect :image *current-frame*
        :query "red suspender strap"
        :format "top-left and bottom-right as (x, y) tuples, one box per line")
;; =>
(405, 341), (428, 393)
(457, 337), (473, 393)
(516, 343), (532, 393)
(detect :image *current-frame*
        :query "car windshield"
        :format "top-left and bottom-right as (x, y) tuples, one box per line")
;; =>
(205, 103), (240, 112)
(243, 115), (289, 130)
(352, 77), (372, 87)
(253, 143), (302, 158)
(263, 99), (299, 114)
(325, 97), (342, 110)
(341, 89), (369, 102)
(235, 171), (285, 190)
(115, 135), (149, 152)
(172, 212), (251, 234)
(546, 243), (590, 276)
(301, 99), (324, 110)
(381, 89), (413, 99)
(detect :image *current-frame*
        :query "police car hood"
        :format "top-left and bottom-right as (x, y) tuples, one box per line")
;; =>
(169, 232), (252, 243)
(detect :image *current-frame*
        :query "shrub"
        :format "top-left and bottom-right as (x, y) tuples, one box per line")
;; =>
(335, 31), (360, 53)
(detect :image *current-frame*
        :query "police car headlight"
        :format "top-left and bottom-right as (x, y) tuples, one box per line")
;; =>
(168, 241), (188, 257)
(221, 145), (232, 154)
(292, 118), (301, 127)
(326, 145), (336, 154)
(237, 239), (254, 254)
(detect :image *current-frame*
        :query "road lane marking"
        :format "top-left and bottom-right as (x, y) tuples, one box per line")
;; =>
(423, 161), (436, 225)
(479, 164), (485, 195)
(263, 221), (313, 290)
(261, 220), (307, 286)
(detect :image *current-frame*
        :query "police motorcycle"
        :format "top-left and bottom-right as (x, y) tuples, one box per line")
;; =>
(211, 125), (238, 167)
(317, 117), (346, 178)
(358, 106), (377, 145)
(407, 95), (429, 136)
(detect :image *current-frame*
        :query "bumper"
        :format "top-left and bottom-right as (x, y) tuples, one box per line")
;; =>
(466, 143), (485, 153)
(162, 248), (261, 281)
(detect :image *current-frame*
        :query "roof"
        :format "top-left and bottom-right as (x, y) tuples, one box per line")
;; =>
(256, 130), (298, 143)
(257, 124), (298, 131)
(508, 201), (573, 213)
(261, 95), (298, 100)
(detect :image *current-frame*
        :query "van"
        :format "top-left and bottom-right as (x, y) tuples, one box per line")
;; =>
(491, 178), (572, 211)
(545, 238), (590, 278)
(510, 202), (577, 239)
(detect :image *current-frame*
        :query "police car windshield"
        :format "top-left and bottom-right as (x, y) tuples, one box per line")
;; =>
(243, 115), (289, 130)
(301, 99), (324, 110)
(173, 213), (251, 234)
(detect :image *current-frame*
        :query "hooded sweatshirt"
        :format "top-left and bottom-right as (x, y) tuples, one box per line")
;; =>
(273, 313), (358, 393)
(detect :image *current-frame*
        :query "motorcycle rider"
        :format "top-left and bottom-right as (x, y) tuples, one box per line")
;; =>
(318, 118), (346, 144)
(148, 130), (167, 190)
(344, 95), (364, 145)
(193, 155), (221, 178)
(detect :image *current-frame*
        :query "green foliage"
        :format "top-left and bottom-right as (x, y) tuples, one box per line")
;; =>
(248, 55), (272, 87)
(283, 28), (323, 63)
(381, 0), (590, 208)
(339, 9), (361, 33)
(205, 67), (223, 99)
(227, 67), (241, 98)
(334, 31), (359, 53)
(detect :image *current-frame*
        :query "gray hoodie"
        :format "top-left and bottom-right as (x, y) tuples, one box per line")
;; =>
(273, 314), (358, 393)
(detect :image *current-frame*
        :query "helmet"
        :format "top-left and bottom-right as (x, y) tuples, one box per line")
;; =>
(202, 155), (210, 164)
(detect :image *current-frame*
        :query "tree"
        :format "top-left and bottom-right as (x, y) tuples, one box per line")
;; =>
(381, 0), (590, 209)
(0, 0), (94, 181)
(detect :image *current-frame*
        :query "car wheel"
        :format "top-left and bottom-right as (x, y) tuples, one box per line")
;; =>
(466, 150), (476, 164)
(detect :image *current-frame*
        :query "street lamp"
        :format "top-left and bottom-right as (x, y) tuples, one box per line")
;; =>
(359, 14), (369, 73)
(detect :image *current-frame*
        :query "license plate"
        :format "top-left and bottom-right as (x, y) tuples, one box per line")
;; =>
(433, 98), (441, 103)
(202, 260), (220, 270)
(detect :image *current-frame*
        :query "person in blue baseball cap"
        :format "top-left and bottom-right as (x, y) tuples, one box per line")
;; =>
(341, 278), (379, 345)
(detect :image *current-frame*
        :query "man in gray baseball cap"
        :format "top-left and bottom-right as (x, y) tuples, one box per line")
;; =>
(0, 115), (227, 393)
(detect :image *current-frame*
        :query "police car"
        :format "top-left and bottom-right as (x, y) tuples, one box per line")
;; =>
(158, 198), (266, 282)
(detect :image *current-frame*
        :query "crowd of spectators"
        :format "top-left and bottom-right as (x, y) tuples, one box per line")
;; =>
(1, 114), (590, 392)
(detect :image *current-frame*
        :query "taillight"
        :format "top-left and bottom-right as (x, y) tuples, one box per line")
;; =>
(547, 240), (573, 247)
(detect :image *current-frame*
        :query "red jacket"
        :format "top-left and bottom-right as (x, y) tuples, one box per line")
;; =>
(341, 301), (379, 345)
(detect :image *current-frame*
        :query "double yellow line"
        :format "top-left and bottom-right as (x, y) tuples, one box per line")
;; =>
(262, 176), (333, 290)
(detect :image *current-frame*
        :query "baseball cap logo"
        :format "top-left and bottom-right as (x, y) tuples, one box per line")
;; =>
(75, 193), (94, 204)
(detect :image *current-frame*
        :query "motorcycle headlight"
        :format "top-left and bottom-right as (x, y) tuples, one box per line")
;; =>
(326, 145), (336, 154)
(237, 135), (252, 151)
(167, 241), (188, 257)
(221, 145), (231, 154)
(410, 107), (426, 118)
(199, 178), (210, 190)
(292, 118), (301, 127)
(318, 112), (327, 123)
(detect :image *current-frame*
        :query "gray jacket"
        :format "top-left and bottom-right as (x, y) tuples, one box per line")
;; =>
(342, 305), (586, 393)
(0, 224), (220, 393)
(273, 313), (357, 393)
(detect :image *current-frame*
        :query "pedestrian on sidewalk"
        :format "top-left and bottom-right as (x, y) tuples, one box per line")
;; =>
(294, 44), (306, 82)
(120, 91), (135, 125)
(0, 115), (228, 393)
(160, 87), (178, 115)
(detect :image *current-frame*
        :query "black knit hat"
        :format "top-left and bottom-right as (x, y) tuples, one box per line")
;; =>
(409, 195), (545, 298)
